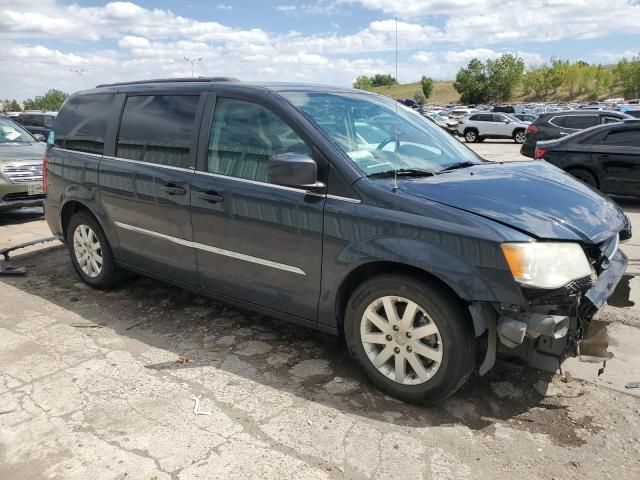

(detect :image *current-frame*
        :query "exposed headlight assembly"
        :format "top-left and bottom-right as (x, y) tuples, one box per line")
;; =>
(501, 242), (592, 289)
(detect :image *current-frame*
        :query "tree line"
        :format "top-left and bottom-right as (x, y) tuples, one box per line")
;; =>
(353, 54), (640, 104)
(1, 89), (69, 112)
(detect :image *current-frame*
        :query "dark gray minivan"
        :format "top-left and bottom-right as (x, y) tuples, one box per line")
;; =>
(44, 78), (630, 404)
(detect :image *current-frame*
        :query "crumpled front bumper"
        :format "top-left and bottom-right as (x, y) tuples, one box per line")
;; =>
(477, 249), (628, 374)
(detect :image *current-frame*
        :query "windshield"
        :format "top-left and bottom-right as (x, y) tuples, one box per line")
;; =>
(281, 91), (481, 176)
(0, 117), (36, 144)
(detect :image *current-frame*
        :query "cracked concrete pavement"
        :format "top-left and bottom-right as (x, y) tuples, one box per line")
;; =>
(2, 147), (640, 479)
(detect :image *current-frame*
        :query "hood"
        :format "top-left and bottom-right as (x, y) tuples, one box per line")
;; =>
(0, 142), (46, 164)
(398, 161), (625, 244)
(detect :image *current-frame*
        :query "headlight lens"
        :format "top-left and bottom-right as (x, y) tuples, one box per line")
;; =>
(501, 242), (592, 289)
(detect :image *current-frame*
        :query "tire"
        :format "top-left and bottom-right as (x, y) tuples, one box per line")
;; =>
(568, 168), (598, 189)
(513, 129), (526, 144)
(66, 210), (122, 289)
(464, 130), (478, 143)
(344, 274), (476, 405)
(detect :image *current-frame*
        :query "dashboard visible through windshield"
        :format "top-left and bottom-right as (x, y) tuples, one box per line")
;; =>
(281, 91), (482, 176)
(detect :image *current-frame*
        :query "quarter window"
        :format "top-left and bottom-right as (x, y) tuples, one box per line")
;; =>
(207, 98), (311, 182)
(564, 116), (598, 129)
(604, 129), (640, 147)
(602, 116), (623, 125)
(53, 93), (112, 154)
(117, 95), (199, 168)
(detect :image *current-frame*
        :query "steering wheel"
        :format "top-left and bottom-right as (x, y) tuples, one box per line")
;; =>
(376, 136), (398, 151)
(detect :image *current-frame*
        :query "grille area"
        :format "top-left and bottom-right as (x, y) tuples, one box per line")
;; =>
(2, 163), (43, 184)
(2, 192), (45, 202)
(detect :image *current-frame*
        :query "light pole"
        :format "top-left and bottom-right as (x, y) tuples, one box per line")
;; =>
(183, 57), (202, 77)
(70, 68), (87, 90)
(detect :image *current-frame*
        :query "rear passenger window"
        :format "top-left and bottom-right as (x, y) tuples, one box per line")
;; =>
(602, 116), (623, 125)
(53, 93), (112, 154)
(565, 116), (598, 129)
(604, 130), (639, 146)
(549, 116), (566, 128)
(117, 95), (199, 168)
(207, 98), (310, 183)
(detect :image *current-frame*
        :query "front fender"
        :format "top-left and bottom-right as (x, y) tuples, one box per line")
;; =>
(338, 235), (520, 304)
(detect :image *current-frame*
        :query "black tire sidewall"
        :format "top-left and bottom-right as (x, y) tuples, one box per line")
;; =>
(345, 275), (476, 404)
(67, 212), (119, 289)
(465, 130), (477, 143)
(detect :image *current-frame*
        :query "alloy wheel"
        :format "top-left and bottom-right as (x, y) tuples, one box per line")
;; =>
(515, 131), (525, 143)
(73, 224), (103, 278)
(465, 131), (476, 142)
(360, 296), (443, 385)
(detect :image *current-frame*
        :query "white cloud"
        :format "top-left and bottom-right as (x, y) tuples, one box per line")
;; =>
(216, 4), (232, 10)
(0, 0), (636, 98)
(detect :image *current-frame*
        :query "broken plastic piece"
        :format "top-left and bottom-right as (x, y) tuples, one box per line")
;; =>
(191, 395), (212, 416)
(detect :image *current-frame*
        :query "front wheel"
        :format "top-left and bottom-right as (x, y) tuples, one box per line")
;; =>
(464, 130), (478, 143)
(345, 275), (476, 404)
(67, 211), (122, 289)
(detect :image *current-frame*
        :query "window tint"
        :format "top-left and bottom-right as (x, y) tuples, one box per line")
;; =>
(117, 95), (199, 168)
(207, 98), (310, 182)
(602, 116), (623, 124)
(491, 114), (506, 122)
(476, 114), (493, 121)
(53, 93), (112, 154)
(604, 129), (640, 147)
(549, 116), (566, 127)
(565, 115), (598, 129)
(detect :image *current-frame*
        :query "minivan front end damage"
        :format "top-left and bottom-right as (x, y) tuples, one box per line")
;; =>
(472, 237), (628, 375)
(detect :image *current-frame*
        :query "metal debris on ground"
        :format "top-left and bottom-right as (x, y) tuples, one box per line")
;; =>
(625, 381), (640, 389)
(176, 355), (192, 364)
(191, 395), (212, 416)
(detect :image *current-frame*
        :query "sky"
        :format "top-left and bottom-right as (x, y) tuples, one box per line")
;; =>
(0, 0), (639, 99)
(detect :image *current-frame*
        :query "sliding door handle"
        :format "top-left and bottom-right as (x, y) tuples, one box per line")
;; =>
(196, 191), (224, 203)
(160, 183), (187, 195)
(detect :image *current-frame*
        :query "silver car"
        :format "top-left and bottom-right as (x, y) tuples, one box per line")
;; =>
(457, 113), (530, 144)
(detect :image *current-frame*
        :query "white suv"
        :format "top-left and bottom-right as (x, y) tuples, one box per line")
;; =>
(457, 113), (529, 144)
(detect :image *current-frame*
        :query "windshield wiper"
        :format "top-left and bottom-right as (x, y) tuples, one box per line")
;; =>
(368, 168), (436, 178)
(438, 161), (478, 173)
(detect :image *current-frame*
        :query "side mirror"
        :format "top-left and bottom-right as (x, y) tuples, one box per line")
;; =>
(267, 153), (322, 190)
(33, 134), (46, 142)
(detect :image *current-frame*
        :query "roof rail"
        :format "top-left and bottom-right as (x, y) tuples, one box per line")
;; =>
(95, 77), (240, 88)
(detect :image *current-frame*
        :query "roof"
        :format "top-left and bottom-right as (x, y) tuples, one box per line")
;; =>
(93, 77), (364, 95)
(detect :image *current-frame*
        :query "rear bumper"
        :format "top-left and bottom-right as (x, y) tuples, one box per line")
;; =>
(0, 196), (44, 211)
(520, 143), (535, 158)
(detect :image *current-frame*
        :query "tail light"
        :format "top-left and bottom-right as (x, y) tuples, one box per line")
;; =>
(526, 124), (539, 133)
(534, 148), (546, 159)
(42, 153), (47, 194)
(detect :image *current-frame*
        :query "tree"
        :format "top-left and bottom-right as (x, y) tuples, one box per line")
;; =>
(420, 76), (434, 99)
(22, 89), (69, 111)
(413, 90), (426, 105)
(453, 58), (489, 104)
(8, 100), (21, 112)
(548, 57), (568, 94)
(485, 54), (524, 101)
(615, 56), (640, 98)
(353, 75), (373, 90)
(370, 74), (397, 87)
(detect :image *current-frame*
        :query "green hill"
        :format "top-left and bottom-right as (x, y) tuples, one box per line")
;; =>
(370, 77), (626, 105)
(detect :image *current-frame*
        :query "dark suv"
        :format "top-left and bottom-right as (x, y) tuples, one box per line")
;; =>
(44, 78), (629, 404)
(16, 112), (57, 139)
(521, 110), (633, 158)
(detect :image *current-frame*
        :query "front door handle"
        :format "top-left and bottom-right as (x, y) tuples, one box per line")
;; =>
(160, 183), (187, 195)
(196, 191), (224, 203)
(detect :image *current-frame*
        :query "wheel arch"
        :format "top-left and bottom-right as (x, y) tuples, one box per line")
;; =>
(334, 261), (474, 338)
(566, 166), (600, 188)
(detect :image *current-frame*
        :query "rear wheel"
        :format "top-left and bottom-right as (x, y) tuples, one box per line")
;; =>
(344, 275), (476, 404)
(67, 211), (122, 289)
(568, 168), (598, 189)
(513, 129), (526, 144)
(464, 130), (478, 143)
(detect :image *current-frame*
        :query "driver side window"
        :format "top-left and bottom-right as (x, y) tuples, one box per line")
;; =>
(208, 98), (311, 183)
